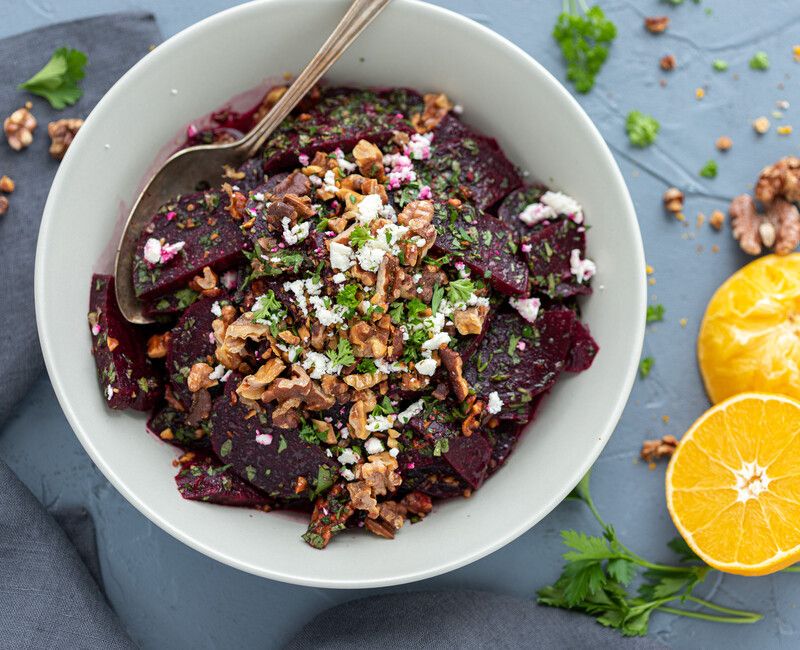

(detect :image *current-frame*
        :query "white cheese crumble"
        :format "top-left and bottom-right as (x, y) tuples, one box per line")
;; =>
(337, 448), (360, 465)
(355, 243), (385, 272)
(281, 217), (310, 245)
(323, 169), (338, 193)
(415, 358), (438, 376)
(302, 351), (340, 379)
(487, 391), (504, 414)
(210, 301), (222, 317)
(208, 364), (227, 381)
(541, 190), (583, 223)
(510, 296), (541, 323)
(308, 295), (345, 327)
(255, 432), (273, 445)
(570, 249), (596, 283)
(105, 384), (114, 401)
(355, 193), (383, 225)
(422, 331), (451, 351)
(364, 437), (384, 455)
(389, 448), (399, 458)
(366, 414), (394, 432)
(332, 272), (347, 284)
(330, 242), (355, 271)
(519, 202), (556, 225)
(396, 399), (424, 424)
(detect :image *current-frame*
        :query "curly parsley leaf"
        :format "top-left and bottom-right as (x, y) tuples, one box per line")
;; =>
(349, 225), (373, 249)
(626, 111), (660, 147)
(639, 357), (654, 378)
(699, 159), (718, 179)
(749, 51), (770, 71)
(326, 338), (355, 368)
(552, 3), (617, 94)
(646, 304), (665, 324)
(19, 47), (88, 109)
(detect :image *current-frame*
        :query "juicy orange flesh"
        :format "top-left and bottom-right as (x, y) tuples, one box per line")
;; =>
(668, 394), (800, 570)
(698, 254), (800, 404)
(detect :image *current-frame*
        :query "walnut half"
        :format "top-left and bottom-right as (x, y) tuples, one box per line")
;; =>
(4, 107), (37, 151)
(47, 118), (83, 160)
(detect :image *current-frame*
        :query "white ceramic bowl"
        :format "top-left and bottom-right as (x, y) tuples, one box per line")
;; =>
(35, 0), (645, 588)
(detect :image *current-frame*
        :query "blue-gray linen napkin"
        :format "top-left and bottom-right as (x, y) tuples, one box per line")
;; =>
(0, 11), (664, 650)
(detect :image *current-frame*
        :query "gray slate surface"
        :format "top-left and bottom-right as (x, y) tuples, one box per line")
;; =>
(2, 0), (800, 648)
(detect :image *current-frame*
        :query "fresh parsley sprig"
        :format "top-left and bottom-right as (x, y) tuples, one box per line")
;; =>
(537, 471), (762, 636)
(552, 0), (617, 94)
(19, 47), (88, 109)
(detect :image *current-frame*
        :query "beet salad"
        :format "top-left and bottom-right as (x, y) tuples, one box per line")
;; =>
(87, 86), (598, 548)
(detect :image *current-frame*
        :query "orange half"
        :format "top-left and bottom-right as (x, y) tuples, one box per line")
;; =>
(666, 392), (800, 576)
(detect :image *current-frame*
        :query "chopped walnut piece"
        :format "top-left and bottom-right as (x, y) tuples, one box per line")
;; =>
(348, 399), (371, 440)
(348, 320), (388, 358)
(401, 491), (433, 517)
(439, 348), (469, 402)
(453, 306), (487, 335)
(272, 171), (311, 198)
(4, 107), (37, 151)
(321, 374), (351, 403)
(347, 481), (379, 517)
(272, 398), (302, 429)
(729, 194), (763, 255)
(293, 476), (309, 494)
(644, 16), (669, 33)
(663, 187), (684, 214)
(715, 135), (732, 151)
(221, 182), (247, 220)
(343, 371), (388, 391)
(352, 139), (384, 180)
(709, 210), (725, 230)
(0, 175), (14, 193)
(397, 200), (435, 226)
(187, 362), (217, 392)
(378, 501), (407, 530)
(766, 198), (800, 255)
(412, 93), (453, 133)
(659, 54), (676, 71)
(360, 452), (402, 497)
(164, 385), (185, 412)
(756, 156), (800, 204)
(640, 434), (678, 463)
(753, 116), (770, 135)
(186, 389), (212, 426)
(252, 85), (288, 123)
(106, 337), (119, 352)
(237, 358), (286, 399)
(189, 266), (220, 297)
(146, 332), (170, 359)
(0, 195), (8, 216)
(364, 517), (396, 539)
(282, 193), (315, 219)
(461, 399), (484, 437)
(312, 419), (336, 444)
(47, 118), (83, 160)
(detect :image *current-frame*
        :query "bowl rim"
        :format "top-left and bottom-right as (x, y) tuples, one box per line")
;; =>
(34, 0), (646, 588)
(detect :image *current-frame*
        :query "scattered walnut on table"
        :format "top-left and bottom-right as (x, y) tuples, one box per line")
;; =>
(767, 198), (800, 255)
(47, 118), (83, 160)
(659, 54), (676, 71)
(709, 210), (725, 230)
(0, 175), (14, 193)
(4, 106), (37, 151)
(644, 16), (669, 33)
(755, 156), (800, 204)
(640, 435), (678, 464)
(662, 187), (684, 214)
(729, 194), (763, 255)
(0, 195), (8, 216)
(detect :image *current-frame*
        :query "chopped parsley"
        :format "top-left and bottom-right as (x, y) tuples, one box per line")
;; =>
(326, 338), (355, 368)
(626, 111), (660, 147)
(699, 159), (718, 179)
(552, 3), (617, 93)
(447, 278), (475, 304)
(432, 438), (450, 457)
(349, 225), (373, 248)
(749, 51), (769, 70)
(712, 59), (728, 72)
(646, 304), (665, 323)
(639, 357), (654, 378)
(357, 358), (378, 374)
(18, 47), (88, 109)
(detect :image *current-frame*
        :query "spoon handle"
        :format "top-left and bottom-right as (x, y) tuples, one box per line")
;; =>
(244, 0), (391, 158)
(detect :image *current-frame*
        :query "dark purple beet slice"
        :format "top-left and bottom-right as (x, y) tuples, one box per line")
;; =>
(167, 296), (225, 408)
(397, 442), (468, 499)
(432, 203), (528, 295)
(142, 287), (200, 318)
(88, 274), (162, 411)
(147, 404), (211, 450)
(417, 115), (521, 210)
(443, 434), (493, 490)
(464, 307), (576, 421)
(486, 419), (525, 474)
(209, 395), (338, 501)
(175, 453), (271, 508)
(565, 319), (599, 372)
(235, 158), (266, 193)
(261, 87), (422, 173)
(132, 190), (248, 301)
(522, 219), (591, 300)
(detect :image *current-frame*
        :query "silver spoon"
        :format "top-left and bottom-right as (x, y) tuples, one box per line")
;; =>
(114, 0), (391, 323)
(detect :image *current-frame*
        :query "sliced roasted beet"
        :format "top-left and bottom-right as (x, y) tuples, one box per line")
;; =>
(496, 184), (548, 238)
(443, 434), (493, 490)
(432, 203), (528, 295)
(464, 307), (575, 421)
(175, 453), (271, 508)
(417, 115), (521, 210)
(522, 219), (591, 300)
(486, 419), (525, 474)
(88, 274), (162, 411)
(565, 319), (599, 372)
(397, 442), (468, 499)
(167, 296), (226, 408)
(142, 287), (201, 318)
(261, 87), (422, 173)
(147, 404), (211, 450)
(209, 395), (338, 501)
(132, 190), (248, 301)
(235, 158), (267, 193)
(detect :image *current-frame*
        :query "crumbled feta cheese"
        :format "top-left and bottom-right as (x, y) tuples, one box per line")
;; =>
(407, 132), (433, 160)
(389, 448), (399, 458)
(302, 351), (340, 379)
(375, 359), (406, 374)
(415, 358), (438, 376)
(487, 391), (504, 414)
(255, 432), (273, 446)
(330, 242), (355, 271)
(519, 202), (556, 225)
(341, 468), (356, 481)
(355, 243), (385, 272)
(208, 364), (227, 381)
(210, 301), (222, 317)
(372, 223), (409, 253)
(281, 217), (310, 245)
(221, 270), (238, 290)
(396, 399), (424, 424)
(541, 190), (583, 223)
(378, 203), (397, 222)
(323, 169), (338, 193)
(366, 414), (394, 432)
(356, 193), (383, 225)
(332, 272), (346, 284)
(105, 384), (114, 401)
(570, 249), (596, 283)
(143, 238), (162, 265)
(337, 448), (359, 465)
(309, 295), (345, 327)
(510, 296), (541, 323)
(283, 279), (309, 316)
(364, 437), (384, 455)
(422, 331), (451, 351)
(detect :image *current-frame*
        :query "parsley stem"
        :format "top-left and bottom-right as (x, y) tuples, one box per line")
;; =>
(682, 595), (762, 619)
(782, 566), (800, 573)
(658, 605), (762, 625)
